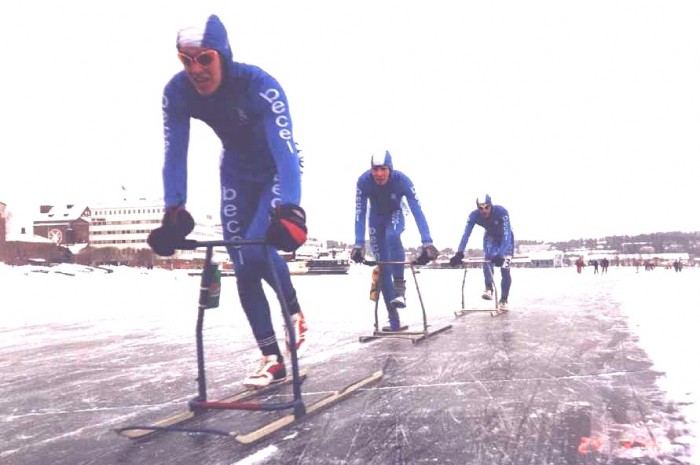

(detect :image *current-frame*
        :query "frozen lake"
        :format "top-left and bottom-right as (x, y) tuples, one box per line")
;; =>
(1, 262), (698, 464)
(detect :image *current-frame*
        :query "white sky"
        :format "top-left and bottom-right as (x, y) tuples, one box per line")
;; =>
(1, 1), (699, 246)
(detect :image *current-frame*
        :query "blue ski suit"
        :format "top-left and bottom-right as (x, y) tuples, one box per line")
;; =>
(161, 15), (302, 354)
(456, 204), (514, 301)
(354, 152), (433, 313)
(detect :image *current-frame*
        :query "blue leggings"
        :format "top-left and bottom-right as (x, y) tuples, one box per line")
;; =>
(220, 173), (299, 355)
(369, 211), (405, 315)
(482, 233), (514, 302)
(482, 263), (512, 301)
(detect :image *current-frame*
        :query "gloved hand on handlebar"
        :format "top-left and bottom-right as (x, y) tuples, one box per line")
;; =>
(266, 203), (308, 252)
(493, 255), (512, 268)
(449, 251), (464, 267)
(351, 246), (365, 264)
(413, 244), (439, 266)
(147, 206), (195, 257)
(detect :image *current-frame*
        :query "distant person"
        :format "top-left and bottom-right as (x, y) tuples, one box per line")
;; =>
(576, 257), (585, 274)
(600, 257), (609, 274)
(449, 194), (514, 311)
(147, 15), (308, 388)
(592, 259), (599, 274)
(352, 149), (438, 331)
(673, 259), (681, 272)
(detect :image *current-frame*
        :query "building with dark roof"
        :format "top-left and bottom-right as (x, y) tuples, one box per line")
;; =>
(33, 204), (91, 246)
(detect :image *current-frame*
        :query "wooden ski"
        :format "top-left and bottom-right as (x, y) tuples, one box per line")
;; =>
(232, 369), (383, 444)
(116, 369), (309, 439)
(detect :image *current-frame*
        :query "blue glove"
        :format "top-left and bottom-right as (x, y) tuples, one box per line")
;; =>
(147, 206), (195, 257)
(449, 251), (464, 267)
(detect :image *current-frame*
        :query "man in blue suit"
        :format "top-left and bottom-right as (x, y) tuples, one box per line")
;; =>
(148, 15), (308, 387)
(353, 150), (438, 330)
(450, 195), (514, 311)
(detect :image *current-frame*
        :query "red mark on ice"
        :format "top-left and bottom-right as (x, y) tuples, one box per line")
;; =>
(619, 436), (658, 451)
(578, 436), (602, 454)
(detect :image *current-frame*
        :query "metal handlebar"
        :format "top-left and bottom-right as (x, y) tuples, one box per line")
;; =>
(360, 259), (419, 267)
(176, 239), (267, 250)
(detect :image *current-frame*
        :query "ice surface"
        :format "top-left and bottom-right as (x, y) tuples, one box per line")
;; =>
(0, 262), (698, 464)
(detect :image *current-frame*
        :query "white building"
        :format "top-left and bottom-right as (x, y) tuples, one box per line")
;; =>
(293, 237), (327, 260)
(89, 199), (227, 262)
(527, 249), (565, 268)
(89, 200), (166, 250)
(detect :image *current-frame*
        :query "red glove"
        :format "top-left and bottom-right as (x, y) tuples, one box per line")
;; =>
(266, 204), (307, 252)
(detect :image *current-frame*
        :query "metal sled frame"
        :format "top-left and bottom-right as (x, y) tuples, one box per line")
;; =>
(359, 260), (452, 344)
(115, 239), (383, 444)
(453, 261), (505, 317)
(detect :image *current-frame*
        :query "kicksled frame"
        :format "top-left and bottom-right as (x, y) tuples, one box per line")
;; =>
(359, 260), (452, 344)
(115, 239), (382, 444)
(453, 261), (507, 317)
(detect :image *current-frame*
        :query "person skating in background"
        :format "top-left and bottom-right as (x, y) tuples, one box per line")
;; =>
(449, 194), (514, 311)
(352, 149), (438, 331)
(147, 14), (308, 388)
(674, 258), (683, 272)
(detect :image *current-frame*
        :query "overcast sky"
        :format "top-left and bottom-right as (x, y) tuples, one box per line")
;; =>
(2, 1), (699, 247)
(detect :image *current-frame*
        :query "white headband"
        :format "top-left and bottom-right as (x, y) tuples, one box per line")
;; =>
(177, 27), (205, 48)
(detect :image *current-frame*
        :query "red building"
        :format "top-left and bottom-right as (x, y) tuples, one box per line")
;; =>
(33, 204), (91, 246)
(0, 201), (7, 243)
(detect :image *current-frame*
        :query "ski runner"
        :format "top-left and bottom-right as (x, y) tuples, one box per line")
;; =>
(449, 194), (514, 311)
(148, 14), (308, 387)
(352, 149), (438, 330)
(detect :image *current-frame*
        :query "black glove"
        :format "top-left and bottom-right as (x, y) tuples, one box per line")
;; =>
(413, 244), (439, 266)
(147, 206), (195, 257)
(266, 203), (307, 252)
(449, 251), (464, 267)
(493, 255), (512, 267)
(351, 246), (365, 264)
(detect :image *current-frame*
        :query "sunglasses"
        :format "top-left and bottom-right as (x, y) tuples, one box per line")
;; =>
(178, 50), (218, 68)
(477, 204), (491, 211)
